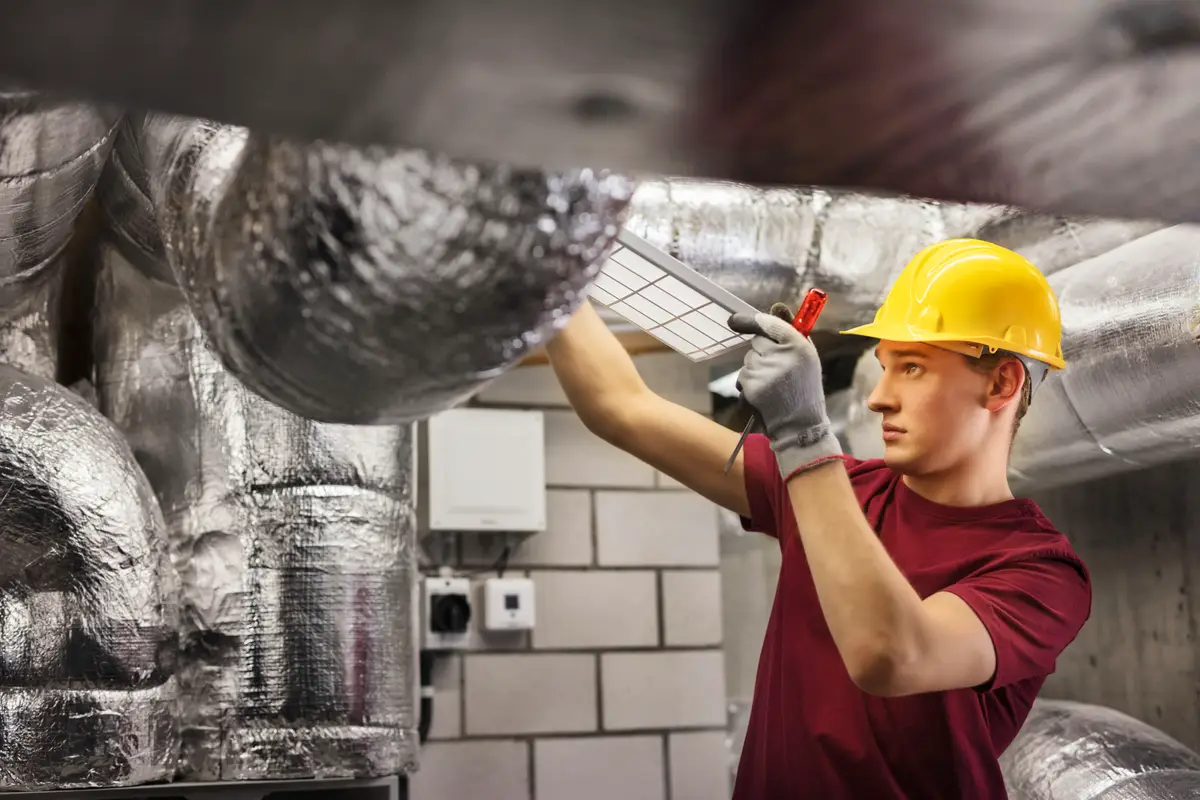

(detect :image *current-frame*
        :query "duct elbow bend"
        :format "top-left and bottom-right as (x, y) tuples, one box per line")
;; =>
(0, 365), (178, 789)
(135, 113), (636, 424)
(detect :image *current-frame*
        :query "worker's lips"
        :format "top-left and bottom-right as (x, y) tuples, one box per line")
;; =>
(882, 424), (905, 443)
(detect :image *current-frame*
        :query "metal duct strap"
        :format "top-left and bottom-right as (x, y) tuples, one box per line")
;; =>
(1001, 699), (1200, 800)
(0, 90), (119, 377)
(0, 363), (178, 790)
(624, 179), (1161, 328)
(92, 242), (417, 782)
(109, 112), (634, 425)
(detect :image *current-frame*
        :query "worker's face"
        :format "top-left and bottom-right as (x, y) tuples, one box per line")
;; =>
(866, 341), (998, 475)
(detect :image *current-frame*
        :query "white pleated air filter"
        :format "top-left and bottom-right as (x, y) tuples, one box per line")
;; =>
(587, 230), (758, 362)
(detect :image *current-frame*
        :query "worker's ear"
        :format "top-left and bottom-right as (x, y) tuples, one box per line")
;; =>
(984, 359), (1024, 412)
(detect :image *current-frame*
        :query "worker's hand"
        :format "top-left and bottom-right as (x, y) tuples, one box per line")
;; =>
(728, 311), (843, 481)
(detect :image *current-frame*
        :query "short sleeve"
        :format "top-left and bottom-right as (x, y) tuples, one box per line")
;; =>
(740, 433), (782, 538)
(944, 550), (1091, 690)
(739, 435), (866, 539)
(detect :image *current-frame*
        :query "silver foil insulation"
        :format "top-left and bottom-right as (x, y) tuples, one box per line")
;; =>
(624, 179), (1161, 328)
(92, 240), (418, 782)
(110, 112), (635, 425)
(0, 363), (179, 790)
(1008, 226), (1200, 491)
(0, 90), (119, 378)
(1001, 699), (1200, 800)
(836, 224), (1200, 490)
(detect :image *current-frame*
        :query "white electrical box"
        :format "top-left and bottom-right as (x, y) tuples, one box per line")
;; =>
(483, 577), (536, 631)
(425, 408), (546, 532)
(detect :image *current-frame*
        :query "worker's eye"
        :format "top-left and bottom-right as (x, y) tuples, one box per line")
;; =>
(903, 362), (923, 376)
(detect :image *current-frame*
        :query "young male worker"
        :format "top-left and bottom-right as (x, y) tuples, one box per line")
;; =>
(546, 238), (1091, 798)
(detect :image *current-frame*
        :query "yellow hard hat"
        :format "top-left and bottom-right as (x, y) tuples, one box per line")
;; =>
(841, 238), (1066, 370)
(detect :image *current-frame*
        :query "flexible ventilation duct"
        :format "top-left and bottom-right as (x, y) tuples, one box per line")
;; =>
(0, 363), (178, 790)
(102, 112), (633, 425)
(91, 240), (418, 781)
(838, 225), (1200, 490)
(1008, 226), (1200, 490)
(0, 89), (119, 378)
(1001, 699), (1200, 800)
(624, 180), (1163, 326)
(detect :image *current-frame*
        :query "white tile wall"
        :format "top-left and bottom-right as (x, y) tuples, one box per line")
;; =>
(535, 736), (666, 800)
(662, 571), (724, 647)
(462, 489), (594, 567)
(412, 352), (731, 800)
(464, 653), (598, 735)
(595, 491), (720, 567)
(477, 351), (711, 412)
(427, 655), (461, 740)
(601, 651), (727, 730)
(409, 739), (530, 800)
(531, 570), (659, 649)
(656, 471), (685, 489)
(545, 411), (657, 488)
(669, 732), (733, 800)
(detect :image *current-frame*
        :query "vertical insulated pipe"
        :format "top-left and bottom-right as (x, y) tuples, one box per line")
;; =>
(93, 241), (419, 781)
(0, 364), (179, 790)
(0, 89), (119, 378)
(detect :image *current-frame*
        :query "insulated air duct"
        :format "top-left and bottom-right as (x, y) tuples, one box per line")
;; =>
(624, 179), (1163, 328)
(1000, 699), (1200, 800)
(838, 225), (1200, 491)
(92, 241), (418, 781)
(0, 363), (178, 790)
(0, 89), (119, 378)
(103, 112), (633, 425)
(1008, 226), (1200, 490)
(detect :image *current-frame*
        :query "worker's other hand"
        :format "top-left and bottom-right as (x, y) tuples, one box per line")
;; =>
(728, 311), (844, 481)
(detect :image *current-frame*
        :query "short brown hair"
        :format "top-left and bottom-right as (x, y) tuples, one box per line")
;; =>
(967, 351), (1033, 439)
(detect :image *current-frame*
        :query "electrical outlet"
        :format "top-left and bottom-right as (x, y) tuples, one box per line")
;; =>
(423, 575), (472, 650)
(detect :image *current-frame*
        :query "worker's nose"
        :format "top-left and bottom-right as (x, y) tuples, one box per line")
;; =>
(867, 374), (897, 414)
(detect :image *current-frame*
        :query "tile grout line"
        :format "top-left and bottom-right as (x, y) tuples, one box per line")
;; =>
(656, 569), (667, 648)
(458, 653), (467, 739)
(662, 732), (673, 800)
(595, 651), (605, 733)
(528, 737), (537, 800)
(589, 488), (600, 568)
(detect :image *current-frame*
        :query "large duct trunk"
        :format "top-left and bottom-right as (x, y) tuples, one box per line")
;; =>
(837, 225), (1200, 491)
(624, 180), (1164, 329)
(1008, 226), (1200, 490)
(0, 363), (178, 790)
(1001, 699), (1200, 800)
(104, 112), (633, 425)
(0, 89), (119, 378)
(92, 241), (417, 781)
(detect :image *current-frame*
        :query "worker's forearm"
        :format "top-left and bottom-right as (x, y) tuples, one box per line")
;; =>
(786, 462), (927, 690)
(545, 301), (649, 438)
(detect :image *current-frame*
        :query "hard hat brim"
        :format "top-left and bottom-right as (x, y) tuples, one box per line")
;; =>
(840, 321), (1066, 370)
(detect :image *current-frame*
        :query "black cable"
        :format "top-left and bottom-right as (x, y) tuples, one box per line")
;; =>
(462, 541), (512, 577)
(417, 650), (436, 744)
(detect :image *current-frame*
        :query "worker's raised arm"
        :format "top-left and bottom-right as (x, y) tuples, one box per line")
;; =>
(545, 301), (750, 518)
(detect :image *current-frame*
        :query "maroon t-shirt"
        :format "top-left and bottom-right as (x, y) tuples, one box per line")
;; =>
(733, 434), (1091, 799)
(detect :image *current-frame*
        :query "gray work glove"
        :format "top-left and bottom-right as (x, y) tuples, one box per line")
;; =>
(728, 310), (843, 481)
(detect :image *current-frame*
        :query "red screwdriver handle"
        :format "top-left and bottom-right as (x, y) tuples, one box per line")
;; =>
(791, 288), (828, 337)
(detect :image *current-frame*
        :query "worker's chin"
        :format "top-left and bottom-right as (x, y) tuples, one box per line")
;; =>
(882, 443), (920, 475)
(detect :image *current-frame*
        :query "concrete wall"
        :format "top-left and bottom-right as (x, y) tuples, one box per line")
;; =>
(409, 353), (732, 800)
(1034, 457), (1200, 750)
